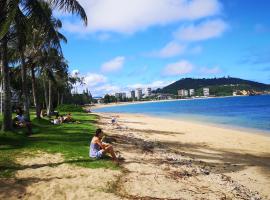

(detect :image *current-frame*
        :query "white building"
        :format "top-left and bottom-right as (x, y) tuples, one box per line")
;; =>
(178, 89), (188, 97)
(203, 88), (210, 96)
(136, 88), (143, 99)
(189, 89), (195, 96)
(145, 88), (152, 97)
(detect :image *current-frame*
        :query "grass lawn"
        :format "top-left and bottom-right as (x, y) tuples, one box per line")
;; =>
(0, 111), (118, 178)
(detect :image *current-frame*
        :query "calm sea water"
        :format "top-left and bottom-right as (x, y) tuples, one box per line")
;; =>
(94, 95), (270, 133)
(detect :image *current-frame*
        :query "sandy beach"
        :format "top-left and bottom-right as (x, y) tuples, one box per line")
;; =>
(97, 112), (270, 199)
(1, 111), (269, 200)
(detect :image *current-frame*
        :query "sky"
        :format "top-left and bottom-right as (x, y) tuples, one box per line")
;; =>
(56, 0), (270, 97)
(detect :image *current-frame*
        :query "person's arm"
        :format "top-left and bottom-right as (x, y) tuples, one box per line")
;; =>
(101, 141), (110, 147)
(94, 138), (106, 149)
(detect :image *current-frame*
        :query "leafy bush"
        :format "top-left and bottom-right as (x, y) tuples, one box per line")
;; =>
(56, 104), (84, 112)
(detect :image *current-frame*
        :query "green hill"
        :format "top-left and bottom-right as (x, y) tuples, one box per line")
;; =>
(154, 77), (270, 96)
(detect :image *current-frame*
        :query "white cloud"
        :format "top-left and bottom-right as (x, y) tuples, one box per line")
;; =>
(63, 0), (221, 34)
(199, 66), (221, 74)
(163, 60), (193, 76)
(83, 73), (107, 87)
(71, 69), (80, 77)
(156, 41), (186, 58)
(174, 19), (228, 41)
(93, 84), (121, 95)
(63, 21), (88, 34)
(101, 56), (125, 73)
(70, 71), (108, 94)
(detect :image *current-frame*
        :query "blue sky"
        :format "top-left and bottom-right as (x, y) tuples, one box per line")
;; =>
(56, 0), (270, 96)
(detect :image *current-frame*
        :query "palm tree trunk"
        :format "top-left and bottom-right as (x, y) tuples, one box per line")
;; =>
(31, 66), (41, 118)
(47, 79), (52, 116)
(57, 90), (60, 106)
(43, 77), (49, 115)
(19, 50), (30, 121)
(61, 93), (64, 104)
(1, 35), (13, 131)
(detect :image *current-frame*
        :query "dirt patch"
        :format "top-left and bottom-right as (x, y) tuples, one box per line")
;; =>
(0, 152), (122, 200)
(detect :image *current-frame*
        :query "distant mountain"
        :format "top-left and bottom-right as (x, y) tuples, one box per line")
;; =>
(154, 77), (270, 96)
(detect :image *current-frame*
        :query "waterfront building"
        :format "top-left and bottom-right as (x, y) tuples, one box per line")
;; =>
(136, 88), (143, 99)
(130, 90), (135, 99)
(115, 92), (127, 101)
(121, 92), (126, 99)
(115, 93), (121, 99)
(178, 89), (188, 97)
(146, 87), (152, 97)
(203, 88), (210, 96)
(189, 89), (195, 96)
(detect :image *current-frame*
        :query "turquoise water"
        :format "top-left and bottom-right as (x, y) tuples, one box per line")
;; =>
(94, 95), (270, 133)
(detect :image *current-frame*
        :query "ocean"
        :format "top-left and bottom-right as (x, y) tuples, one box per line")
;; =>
(94, 95), (270, 133)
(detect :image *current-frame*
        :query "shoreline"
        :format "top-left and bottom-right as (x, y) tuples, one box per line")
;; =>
(90, 95), (240, 110)
(93, 111), (270, 137)
(89, 95), (270, 135)
(145, 113), (270, 136)
(95, 112), (270, 153)
(96, 111), (270, 199)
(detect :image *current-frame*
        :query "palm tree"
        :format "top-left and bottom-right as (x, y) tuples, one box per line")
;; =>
(0, 0), (87, 131)
(0, 34), (13, 131)
(25, 3), (67, 118)
(0, 0), (87, 39)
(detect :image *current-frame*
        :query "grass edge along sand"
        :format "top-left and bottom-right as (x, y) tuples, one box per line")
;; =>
(0, 111), (119, 178)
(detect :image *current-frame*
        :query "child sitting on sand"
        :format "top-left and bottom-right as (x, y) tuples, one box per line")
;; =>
(89, 128), (118, 162)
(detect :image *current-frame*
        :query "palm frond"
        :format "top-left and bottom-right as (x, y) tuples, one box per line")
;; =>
(14, 7), (29, 50)
(0, 0), (20, 40)
(23, 0), (62, 51)
(48, 0), (87, 25)
(57, 31), (67, 43)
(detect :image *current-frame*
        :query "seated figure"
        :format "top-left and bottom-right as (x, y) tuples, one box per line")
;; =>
(13, 108), (32, 135)
(89, 128), (118, 162)
(63, 113), (74, 123)
(52, 113), (61, 125)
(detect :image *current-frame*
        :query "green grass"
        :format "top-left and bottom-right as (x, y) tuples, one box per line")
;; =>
(0, 111), (118, 178)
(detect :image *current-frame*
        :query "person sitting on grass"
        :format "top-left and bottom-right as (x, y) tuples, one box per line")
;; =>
(40, 109), (47, 118)
(52, 113), (62, 125)
(13, 108), (32, 135)
(63, 113), (74, 123)
(89, 128), (118, 162)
